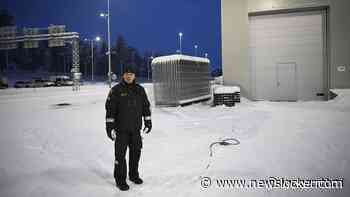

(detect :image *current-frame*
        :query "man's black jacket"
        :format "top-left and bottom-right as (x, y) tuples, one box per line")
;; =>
(105, 80), (151, 133)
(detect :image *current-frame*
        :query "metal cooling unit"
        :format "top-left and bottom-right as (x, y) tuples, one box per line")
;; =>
(152, 54), (211, 106)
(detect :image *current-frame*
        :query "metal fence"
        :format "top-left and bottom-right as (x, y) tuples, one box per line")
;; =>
(152, 54), (211, 106)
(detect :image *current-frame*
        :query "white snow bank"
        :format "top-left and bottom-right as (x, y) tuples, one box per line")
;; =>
(213, 76), (223, 85)
(213, 85), (240, 94)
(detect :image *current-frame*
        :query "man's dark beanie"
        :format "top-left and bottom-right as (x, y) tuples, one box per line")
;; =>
(123, 66), (136, 74)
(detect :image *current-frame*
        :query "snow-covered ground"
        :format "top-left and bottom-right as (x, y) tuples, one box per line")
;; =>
(0, 84), (349, 197)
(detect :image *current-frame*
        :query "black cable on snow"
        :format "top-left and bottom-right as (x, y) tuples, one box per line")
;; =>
(206, 138), (240, 169)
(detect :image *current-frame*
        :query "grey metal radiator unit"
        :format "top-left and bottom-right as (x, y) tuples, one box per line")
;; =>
(152, 54), (211, 106)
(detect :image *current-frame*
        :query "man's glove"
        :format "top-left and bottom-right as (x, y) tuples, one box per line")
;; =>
(111, 129), (117, 140)
(143, 119), (152, 134)
(106, 117), (117, 141)
(107, 129), (117, 141)
(106, 119), (116, 141)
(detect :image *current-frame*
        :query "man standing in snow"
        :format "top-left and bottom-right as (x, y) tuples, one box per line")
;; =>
(105, 66), (152, 191)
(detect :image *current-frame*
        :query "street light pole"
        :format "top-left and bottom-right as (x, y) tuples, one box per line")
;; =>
(178, 32), (183, 54)
(148, 56), (154, 81)
(85, 36), (100, 82)
(107, 0), (112, 88)
(147, 57), (150, 81)
(194, 45), (198, 56)
(100, 1), (112, 87)
(91, 39), (94, 81)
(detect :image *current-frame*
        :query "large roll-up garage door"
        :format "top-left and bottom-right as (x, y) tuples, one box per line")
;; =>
(249, 11), (326, 101)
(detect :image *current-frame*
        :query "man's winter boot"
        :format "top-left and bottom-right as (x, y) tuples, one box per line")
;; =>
(129, 177), (143, 184)
(116, 181), (130, 191)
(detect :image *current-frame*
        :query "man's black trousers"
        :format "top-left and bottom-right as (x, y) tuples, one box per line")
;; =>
(114, 131), (142, 184)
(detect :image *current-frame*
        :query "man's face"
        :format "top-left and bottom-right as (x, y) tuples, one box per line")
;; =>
(123, 72), (135, 84)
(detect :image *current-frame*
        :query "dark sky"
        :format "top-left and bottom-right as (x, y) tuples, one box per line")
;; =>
(0, 0), (222, 70)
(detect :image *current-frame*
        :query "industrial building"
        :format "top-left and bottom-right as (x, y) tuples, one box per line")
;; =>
(221, 0), (350, 101)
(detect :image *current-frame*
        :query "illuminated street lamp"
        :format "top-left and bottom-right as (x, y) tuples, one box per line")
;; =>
(178, 32), (183, 54)
(194, 45), (198, 56)
(100, 0), (112, 88)
(84, 36), (101, 81)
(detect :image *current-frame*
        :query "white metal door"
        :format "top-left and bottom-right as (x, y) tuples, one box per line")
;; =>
(249, 11), (324, 101)
(276, 62), (297, 101)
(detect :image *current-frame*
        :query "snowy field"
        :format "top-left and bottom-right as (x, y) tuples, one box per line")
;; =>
(0, 84), (349, 197)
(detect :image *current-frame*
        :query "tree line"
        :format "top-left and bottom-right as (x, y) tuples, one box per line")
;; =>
(0, 9), (221, 79)
(80, 35), (162, 80)
(0, 9), (162, 80)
